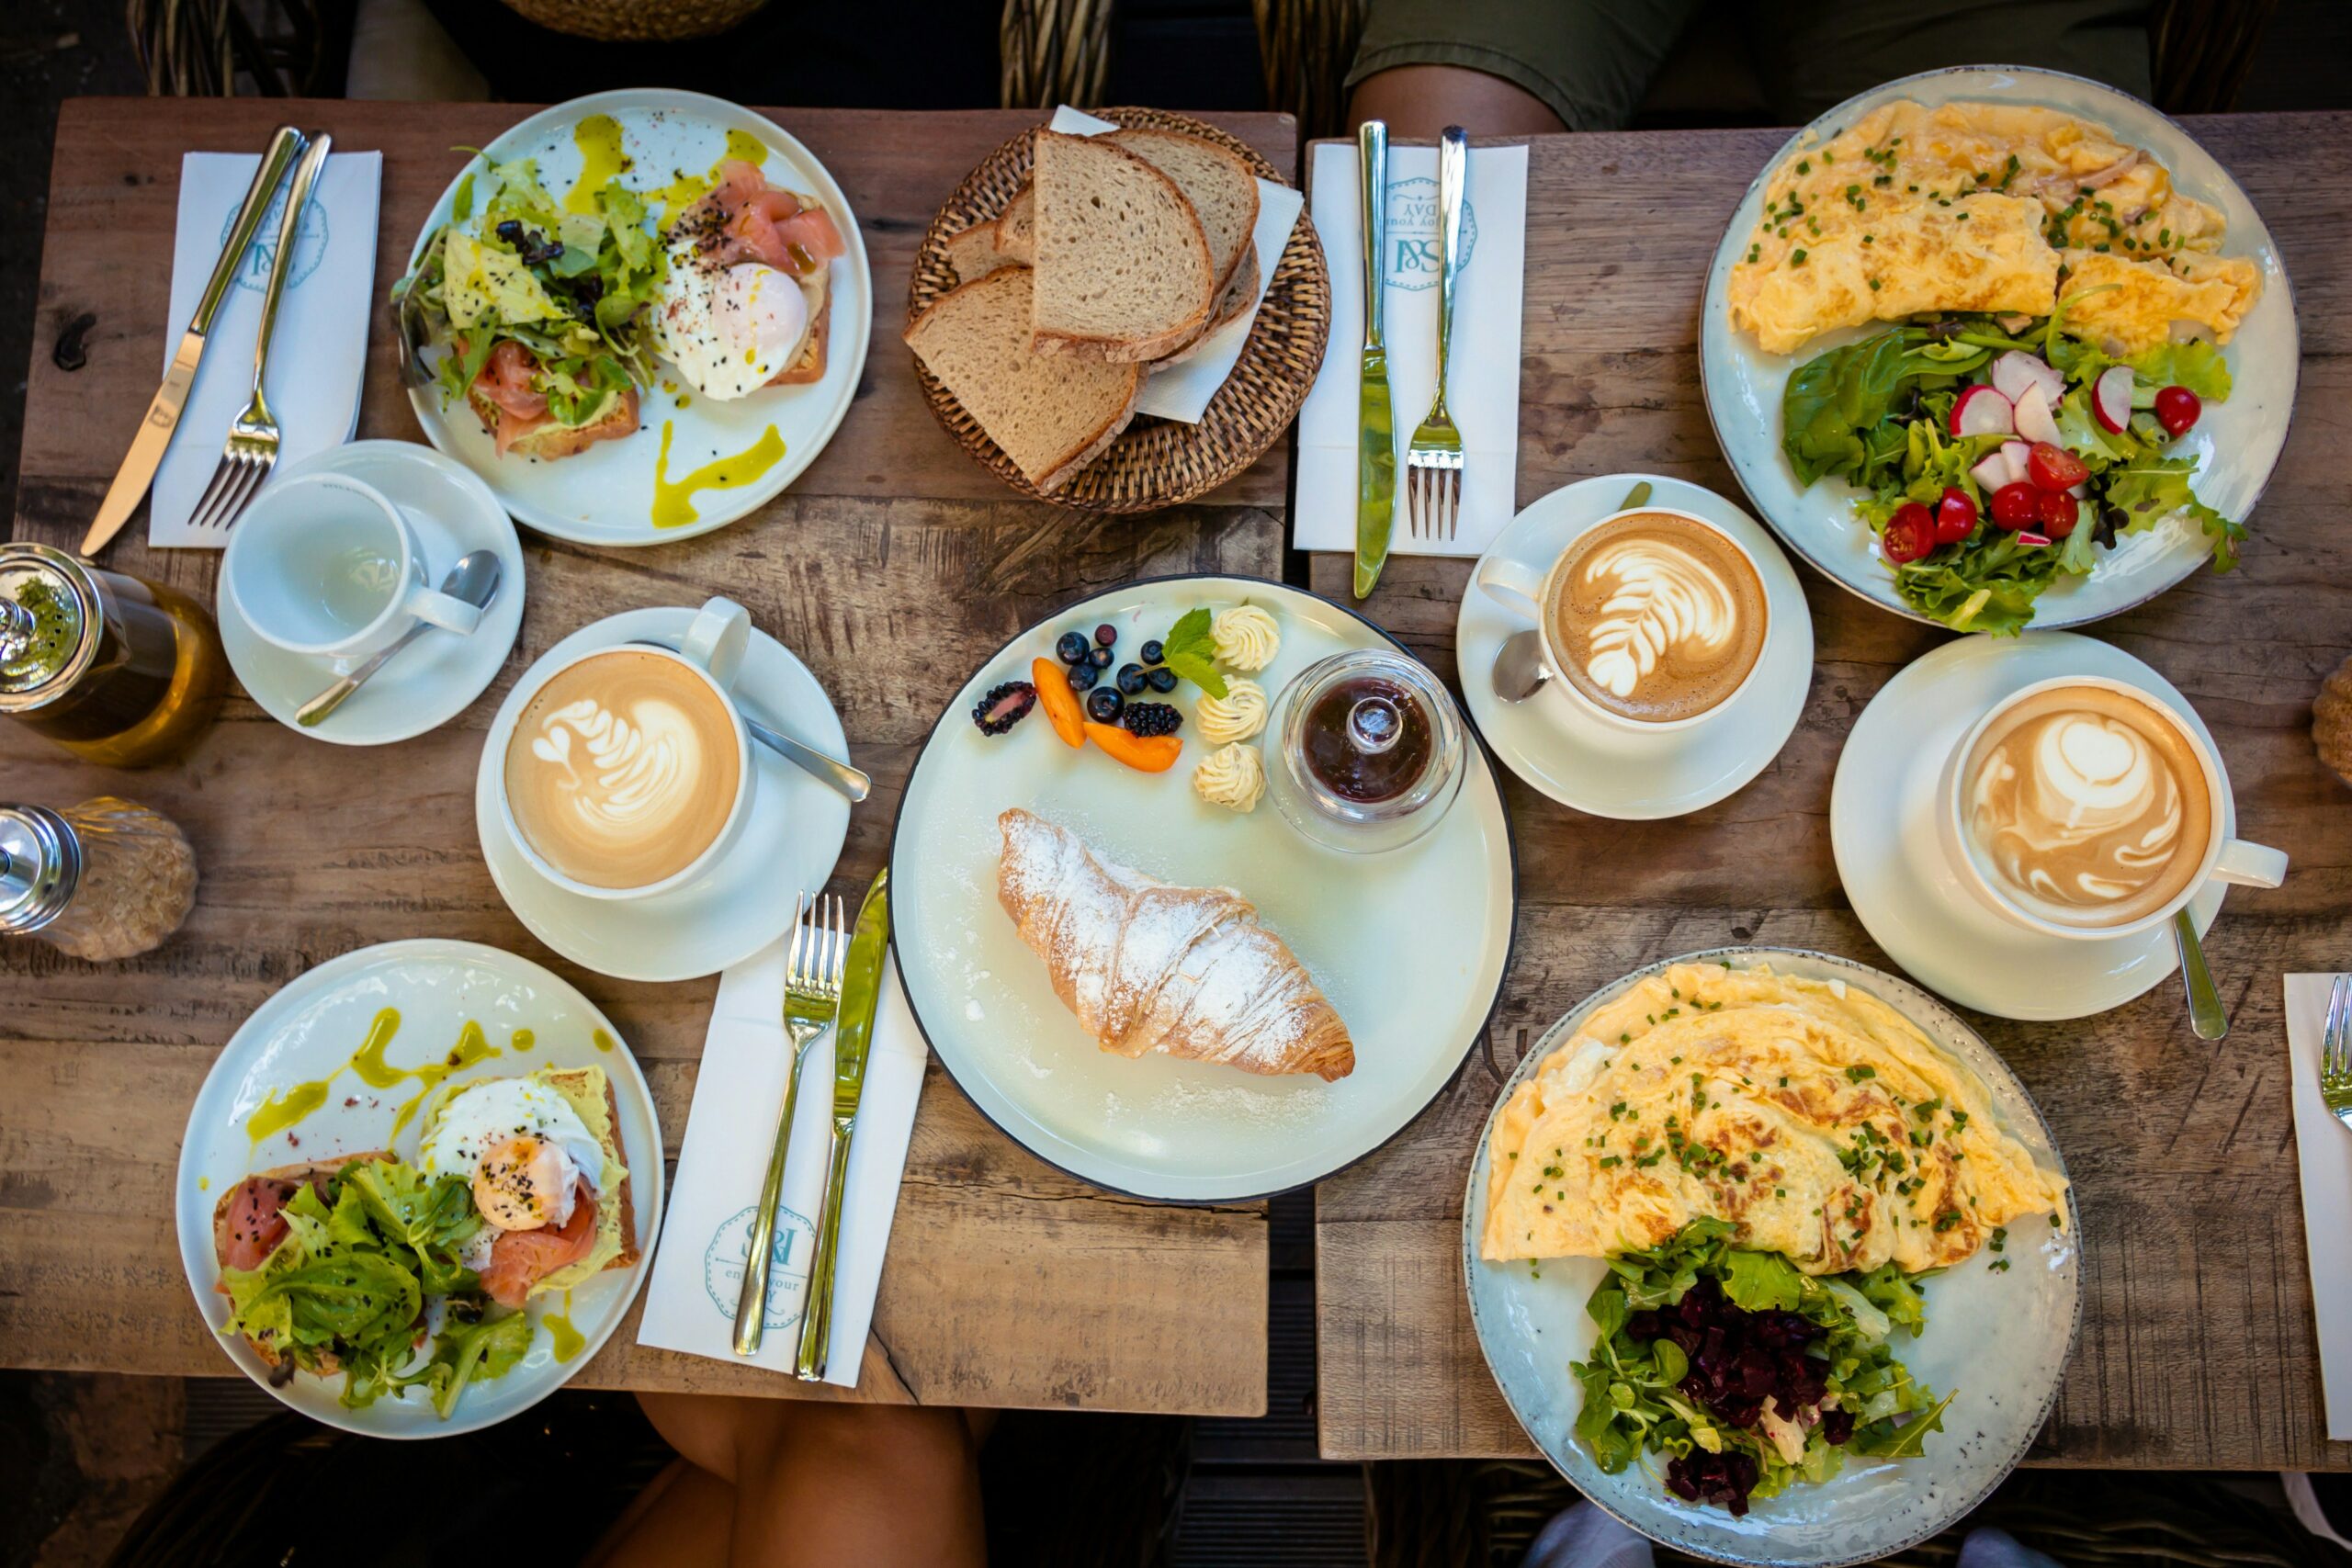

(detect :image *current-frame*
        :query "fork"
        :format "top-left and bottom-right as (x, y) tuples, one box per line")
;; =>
(2321, 974), (2352, 1134)
(1405, 125), (1467, 541)
(187, 131), (332, 534)
(732, 890), (846, 1355)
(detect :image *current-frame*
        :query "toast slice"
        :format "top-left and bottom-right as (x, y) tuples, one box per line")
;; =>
(1107, 129), (1259, 297)
(765, 280), (832, 388)
(534, 1065), (640, 1283)
(1029, 131), (1215, 363)
(907, 267), (1142, 491)
(1156, 242), (1260, 367)
(467, 382), (641, 460)
(213, 1151), (397, 1374)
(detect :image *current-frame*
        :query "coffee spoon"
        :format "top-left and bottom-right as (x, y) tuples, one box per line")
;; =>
(1491, 629), (1550, 703)
(624, 637), (870, 803)
(2172, 908), (2228, 1039)
(296, 549), (502, 727)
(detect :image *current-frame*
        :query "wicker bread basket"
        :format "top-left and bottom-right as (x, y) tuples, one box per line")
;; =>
(495, 0), (768, 42)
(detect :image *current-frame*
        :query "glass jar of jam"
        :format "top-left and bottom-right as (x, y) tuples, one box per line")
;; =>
(0, 544), (227, 767)
(1265, 649), (1465, 853)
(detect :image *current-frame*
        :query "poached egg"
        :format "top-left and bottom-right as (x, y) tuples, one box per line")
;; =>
(418, 1076), (605, 1235)
(654, 233), (812, 400)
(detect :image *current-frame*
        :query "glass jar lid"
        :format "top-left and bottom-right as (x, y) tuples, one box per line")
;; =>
(0, 805), (78, 932)
(0, 545), (97, 710)
(1272, 649), (1465, 832)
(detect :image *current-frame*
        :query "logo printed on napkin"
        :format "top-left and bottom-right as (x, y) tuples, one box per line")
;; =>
(217, 182), (330, 292)
(1382, 177), (1477, 289)
(704, 1203), (816, 1332)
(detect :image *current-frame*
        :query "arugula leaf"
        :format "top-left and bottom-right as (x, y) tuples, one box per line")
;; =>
(1158, 607), (1229, 699)
(1852, 1388), (1958, 1460)
(2105, 457), (2244, 570)
(1718, 1248), (1804, 1313)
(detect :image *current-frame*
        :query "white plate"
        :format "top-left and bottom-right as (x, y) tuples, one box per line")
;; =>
(1457, 474), (1814, 819)
(219, 441), (525, 745)
(1832, 631), (2226, 1020)
(401, 89), (873, 545)
(1699, 65), (2298, 630)
(890, 576), (1518, 1201)
(1464, 947), (2080, 1566)
(174, 939), (664, 1438)
(473, 604), (852, 982)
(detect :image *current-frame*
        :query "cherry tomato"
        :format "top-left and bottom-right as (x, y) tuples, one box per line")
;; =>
(1882, 502), (1937, 565)
(2039, 490), (2081, 537)
(2026, 442), (2089, 492)
(1934, 485), (1978, 543)
(2154, 385), (2201, 437)
(1989, 481), (2043, 531)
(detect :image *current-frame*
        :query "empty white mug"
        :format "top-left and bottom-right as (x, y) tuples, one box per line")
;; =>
(222, 471), (483, 672)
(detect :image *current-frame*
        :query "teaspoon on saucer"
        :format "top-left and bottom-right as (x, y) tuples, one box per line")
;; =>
(624, 637), (871, 802)
(2172, 908), (2228, 1039)
(1491, 629), (1550, 703)
(297, 549), (503, 727)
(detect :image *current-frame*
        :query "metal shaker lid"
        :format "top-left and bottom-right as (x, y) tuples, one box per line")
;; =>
(0, 544), (98, 711)
(0, 805), (80, 932)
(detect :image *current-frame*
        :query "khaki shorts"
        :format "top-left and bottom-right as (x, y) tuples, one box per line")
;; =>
(1347, 0), (2154, 130)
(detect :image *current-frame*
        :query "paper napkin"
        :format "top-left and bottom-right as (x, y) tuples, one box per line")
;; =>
(637, 950), (928, 1387)
(1293, 140), (1528, 559)
(2284, 974), (2352, 1439)
(152, 151), (382, 547)
(1047, 107), (1306, 423)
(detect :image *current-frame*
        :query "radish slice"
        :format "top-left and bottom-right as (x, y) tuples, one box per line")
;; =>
(2013, 382), (2064, 446)
(2093, 365), (2135, 434)
(1950, 385), (2015, 438)
(1968, 452), (2014, 494)
(2018, 532), (2052, 547)
(1990, 351), (2065, 407)
(1999, 439), (2031, 486)
(2067, 481), (2087, 499)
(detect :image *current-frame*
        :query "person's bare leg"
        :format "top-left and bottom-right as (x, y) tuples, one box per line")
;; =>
(585, 1458), (735, 1568)
(1350, 65), (1566, 139)
(637, 1393), (986, 1568)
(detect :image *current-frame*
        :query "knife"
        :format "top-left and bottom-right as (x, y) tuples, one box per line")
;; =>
(795, 865), (890, 1381)
(1352, 119), (1396, 601)
(81, 125), (307, 556)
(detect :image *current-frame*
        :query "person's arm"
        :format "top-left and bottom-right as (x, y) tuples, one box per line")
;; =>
(1349, 63), (1566, 138)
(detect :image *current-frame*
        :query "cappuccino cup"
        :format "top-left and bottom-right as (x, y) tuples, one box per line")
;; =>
(222, 472), (484, 672)
(1476, 507), (1771, 732)
(1937, 675), (2286, 941)
(495, 597), (754, 901)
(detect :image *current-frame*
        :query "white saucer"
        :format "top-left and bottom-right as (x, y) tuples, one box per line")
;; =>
(1456, 473), (1814, 818)
(473, 606), (853, 982)
(1831, 632), (2226, 1021)
(219, 441), (526, 746)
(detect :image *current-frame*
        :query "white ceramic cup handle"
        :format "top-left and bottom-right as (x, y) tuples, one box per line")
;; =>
(679, 596), (752, 692)
(401, 582), (483, 637)
(2211, 838), (2288, 889)
(1476, 557), (1547, 622)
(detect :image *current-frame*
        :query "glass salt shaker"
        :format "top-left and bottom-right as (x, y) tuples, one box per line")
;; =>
(1263, 649), (1465, 853)
(0, 797), (198, 961)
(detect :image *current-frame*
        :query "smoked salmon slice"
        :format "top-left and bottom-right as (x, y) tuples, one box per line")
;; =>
(216, 1175), (301, 1272)
(477, 1181), (600, 1308)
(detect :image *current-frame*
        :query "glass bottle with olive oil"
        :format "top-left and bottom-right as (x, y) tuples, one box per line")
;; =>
(0, 544), (226, 767)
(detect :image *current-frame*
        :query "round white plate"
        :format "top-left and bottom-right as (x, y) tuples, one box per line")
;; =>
(220, 441), (525, 745)
(1699, 65), (2298, 630)
(401, 89), (873, 545)
(474, 605), (852, 982)
(174, 939), (663, 1438)
(1832, 631), (2227, 1021)
(1464, 947), (2080, 1566)
(1457, 474), (1814, 819)
(890, 575), (1518, 1201)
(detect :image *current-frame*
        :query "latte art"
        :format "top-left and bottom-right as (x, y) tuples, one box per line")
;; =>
(505, 650), (741, 890)
(1549, 514), (1768, 723)
(1961, 685), (2212, 930)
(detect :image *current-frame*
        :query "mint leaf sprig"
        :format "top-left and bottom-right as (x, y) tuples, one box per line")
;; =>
(1158, 607), (1229, 699)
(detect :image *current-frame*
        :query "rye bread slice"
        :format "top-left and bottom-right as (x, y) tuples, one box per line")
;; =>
(944, 219), (1016, 283)
(213, 1151), (398, 1373)
(1106, 128), (1259, 297)
(1155, 242), (1260, 367)
(995, 183), (1035, 265)
(906, 267), (1141, 491)
(1028, 131), (1215, 363)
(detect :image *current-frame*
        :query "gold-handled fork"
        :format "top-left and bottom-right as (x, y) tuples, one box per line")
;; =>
(732, 890), (845, 1355)
(1405, 125), (1467, 541)
(2322, 974), (2352, 1135)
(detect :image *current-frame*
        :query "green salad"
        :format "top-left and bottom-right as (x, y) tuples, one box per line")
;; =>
(221, 1157), (535, 1418)
(1571, 1219), (1953, 1516)
(1782, 288), (2242, 633)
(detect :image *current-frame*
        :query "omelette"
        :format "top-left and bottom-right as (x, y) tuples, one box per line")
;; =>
(1727, 99), (2261, 356)
(1482, 963), (2066, 1275)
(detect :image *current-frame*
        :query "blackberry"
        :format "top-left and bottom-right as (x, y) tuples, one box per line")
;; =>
(1115, 662), (1148, 695)
(1056, 631), (1091, 665)
(1146, 666), (1179, 694)
(971, 681), (1036, 736)
(1086, 688), (1125, 723)
(1067, 660), (1101, 692)
(1122, 702), (1182, 739)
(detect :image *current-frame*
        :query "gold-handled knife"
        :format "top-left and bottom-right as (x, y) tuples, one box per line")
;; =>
(795, 866), (889, 1381)
(80, 125), (307, 556)
(1353, 118), (1395, 601)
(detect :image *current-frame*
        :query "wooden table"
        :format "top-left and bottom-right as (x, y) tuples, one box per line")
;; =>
(0, 98), (1295, 1416)
(1309, 114), (2352, 1471)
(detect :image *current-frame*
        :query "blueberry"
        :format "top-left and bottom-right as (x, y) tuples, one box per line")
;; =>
(1086, 688), (1125, 723)
(1147, 666), (1179, 694)
(1115, 662), (1148, 695)
(1056, 631), (1090, 665)
(1139, 638), (1164, 665)
(1094, 623), (1118, 647)
(1086, 645), (1114, 669)
(1067, 660), (1100, 692)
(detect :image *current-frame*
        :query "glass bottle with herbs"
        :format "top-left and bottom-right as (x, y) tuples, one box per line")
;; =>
(0, 544), (226, 767)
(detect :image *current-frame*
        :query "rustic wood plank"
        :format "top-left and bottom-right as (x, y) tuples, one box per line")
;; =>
(1311, 113), (2352, 1469)
(0, 98), (1290, 1416)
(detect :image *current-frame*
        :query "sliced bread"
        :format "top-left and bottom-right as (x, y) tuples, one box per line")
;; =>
(1107, 128), (1259, 296)
(944, 219), (1016, 283)
(1156, 243), (1260, 367)
(906, 267), (1142, 491)
(995, 183), (1035, 265)
(1029, 130), (1215, 363)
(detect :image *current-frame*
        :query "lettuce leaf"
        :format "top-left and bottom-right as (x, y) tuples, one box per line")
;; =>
(1718, 1248), (1804, 1313)
(391, 1311), (537, 1419)
(2129, 338), (2233, 401)
(2105, 456), (2244, 570)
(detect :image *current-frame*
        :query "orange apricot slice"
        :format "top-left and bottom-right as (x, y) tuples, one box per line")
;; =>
(1033, 657), (1085, 748)
(1085, 721), (1182, 773)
